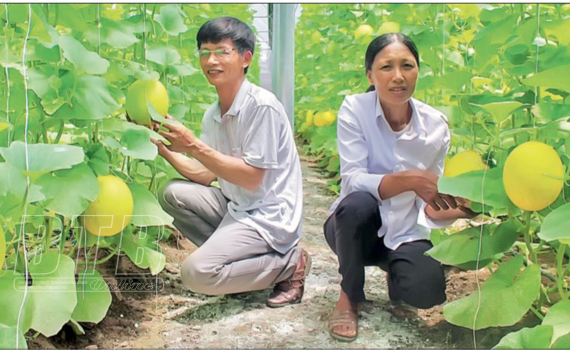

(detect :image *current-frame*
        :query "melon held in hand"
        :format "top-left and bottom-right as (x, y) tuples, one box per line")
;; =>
(125, 79), (169, 127)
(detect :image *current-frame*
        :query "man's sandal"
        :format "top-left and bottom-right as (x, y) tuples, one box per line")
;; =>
(328, 309), (358, 342)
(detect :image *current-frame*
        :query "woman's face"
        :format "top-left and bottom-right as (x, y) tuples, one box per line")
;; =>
(367, 41), (419, 108)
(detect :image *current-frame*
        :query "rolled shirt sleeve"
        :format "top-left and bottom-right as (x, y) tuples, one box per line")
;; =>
(241, 105), (280, 170)
(337, 97), (385, 202)
(416, 122), (455, 229)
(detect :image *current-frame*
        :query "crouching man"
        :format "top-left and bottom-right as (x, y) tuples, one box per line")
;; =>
(154, 17), (309, 307)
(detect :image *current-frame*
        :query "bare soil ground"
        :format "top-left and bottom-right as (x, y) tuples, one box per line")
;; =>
(29, 155), (539, 349)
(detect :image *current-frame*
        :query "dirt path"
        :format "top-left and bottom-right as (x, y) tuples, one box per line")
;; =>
(32, 155), (535, 349)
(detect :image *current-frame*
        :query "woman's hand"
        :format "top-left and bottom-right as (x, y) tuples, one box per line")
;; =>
(409, 170), (458, 211)
(454, 197), (480, 219)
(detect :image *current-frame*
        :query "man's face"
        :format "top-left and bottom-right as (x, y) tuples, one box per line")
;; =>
(199, 38), (252, 88)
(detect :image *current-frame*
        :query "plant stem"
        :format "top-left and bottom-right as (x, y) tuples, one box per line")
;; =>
(66, 218), (81, 258)
(556, 243), (568, 301)
(58, 214), (67, 253)
(43, 216), (52, 252)
(511, 248), (557, 282)
(93, 122), (99, 143)
(529, 305), (544, 320)
(523, 211), (538, 264)
(54, 120), (64, 144)
(76, 246), (119, 267)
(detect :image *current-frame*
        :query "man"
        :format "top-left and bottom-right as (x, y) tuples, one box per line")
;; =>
(153, 17), (309, 307)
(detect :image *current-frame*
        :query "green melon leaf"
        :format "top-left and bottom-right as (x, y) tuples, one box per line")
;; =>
(119, 231), (166, 275)
(521, 65), (570, 92)
(128, 182), (174, 227)
(58, 35), (110, 75)
(438, 167), (510, 210)
(542, 300), (570, 345)
(0, 323), (28, 349)
(539, 203), (570, 243)
(0, 142), (85, 180)
(154, 5), (188, 36)
(493, 325), (553, 349)
(443, 256), (541, 330)
(36, 163), (100, 217)
(72, 268), (112, 323)
(426, 220), (521, 267)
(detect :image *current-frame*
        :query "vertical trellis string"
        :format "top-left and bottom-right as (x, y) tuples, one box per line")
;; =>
(441, 4), (445, 107)
(143, 3), (162, 308)
(5, 4), (10, 145)
(534, 4), (541, 129)
(97, 4), (101, 56)
(16, 4), (33, 349)
(143, 4), (147, 69)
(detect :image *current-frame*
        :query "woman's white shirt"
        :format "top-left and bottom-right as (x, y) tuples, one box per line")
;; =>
(328, 91), (455, 250)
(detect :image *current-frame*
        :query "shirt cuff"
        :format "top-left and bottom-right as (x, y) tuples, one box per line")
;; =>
(360, 173), (384, 202)
(417, 202), (456, 229)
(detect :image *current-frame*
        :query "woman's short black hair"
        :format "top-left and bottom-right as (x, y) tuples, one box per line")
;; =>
(197, 17), (256, 74)
(365, 33), (420, 92)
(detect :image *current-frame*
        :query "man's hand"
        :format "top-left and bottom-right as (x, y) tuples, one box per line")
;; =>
(156, 115), (199, 155)
(126, 112), (160, 130)
(150, 137), (173, 158)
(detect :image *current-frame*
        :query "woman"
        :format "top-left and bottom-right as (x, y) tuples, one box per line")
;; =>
(324, 33), (476, 342)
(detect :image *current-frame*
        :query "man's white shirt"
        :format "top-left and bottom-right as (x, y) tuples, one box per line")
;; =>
(329, 91), (455, 250)
(200, 79), (303, 254)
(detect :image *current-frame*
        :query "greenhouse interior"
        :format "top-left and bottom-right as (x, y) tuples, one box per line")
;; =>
(1, 3), (570, 349)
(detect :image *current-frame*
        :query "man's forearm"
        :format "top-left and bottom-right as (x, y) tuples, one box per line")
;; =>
(192, 144), (265, 191)
(186, 139), (265, 191)
(163, 151), (217, 186)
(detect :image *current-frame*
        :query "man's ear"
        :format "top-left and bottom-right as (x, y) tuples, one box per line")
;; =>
(242, 50), (253, 69)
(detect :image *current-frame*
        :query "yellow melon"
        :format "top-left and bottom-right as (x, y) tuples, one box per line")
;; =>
(125, 79), (169, 127)
(83, 175), (134, 237)
(444, 150), (487, 177)
(503, 141), (564, 211)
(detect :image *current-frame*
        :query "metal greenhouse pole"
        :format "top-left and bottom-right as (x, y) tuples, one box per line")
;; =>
(270, 4), (296, 127)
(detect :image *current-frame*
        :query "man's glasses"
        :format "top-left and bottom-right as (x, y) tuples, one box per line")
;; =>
(198, 47), (238, 58)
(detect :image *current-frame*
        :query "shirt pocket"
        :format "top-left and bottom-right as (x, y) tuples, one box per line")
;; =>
(231, 146), (243, 158)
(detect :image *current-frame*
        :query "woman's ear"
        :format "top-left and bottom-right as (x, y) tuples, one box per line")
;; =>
(366, 70), (374, 86)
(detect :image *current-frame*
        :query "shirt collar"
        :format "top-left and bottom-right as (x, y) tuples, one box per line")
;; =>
(213, 78), (251, 123)
(374, 95), (419, 138)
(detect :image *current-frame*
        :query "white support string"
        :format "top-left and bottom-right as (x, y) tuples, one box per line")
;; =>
(97, 4), (101, 56)
(143, 4), (147, 69)
(472, 154), (491, 349)
(5, 4), (11, 145)
(534, 4), (540, 129)
(441, 4), (445, 107)
(16, 4), (32, 349)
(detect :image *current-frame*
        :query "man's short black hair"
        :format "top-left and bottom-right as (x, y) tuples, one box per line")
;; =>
(197, 17), (256, 74)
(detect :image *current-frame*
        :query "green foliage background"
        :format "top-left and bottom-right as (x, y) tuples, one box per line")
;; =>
(0, 3), (570, 349)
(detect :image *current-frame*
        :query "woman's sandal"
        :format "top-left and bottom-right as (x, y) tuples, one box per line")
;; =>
(389, 300), (418, 319)
(328, 309), (358, 342)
